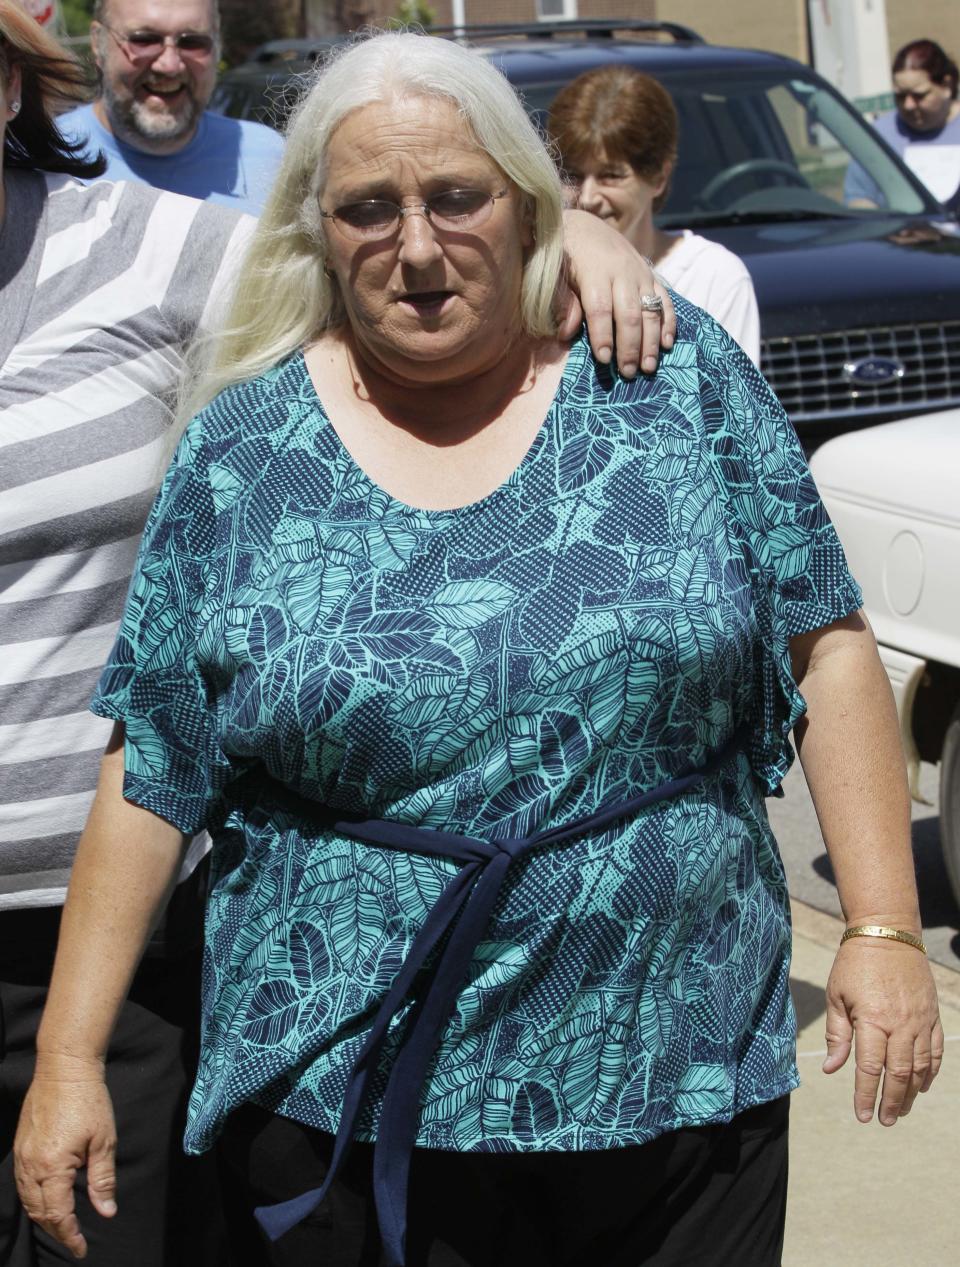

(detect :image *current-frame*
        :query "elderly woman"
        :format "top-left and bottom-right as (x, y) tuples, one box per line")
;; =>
(16, 31), (941, 1267)
(1, 12), (670, 1264)
(548, 65), (761, 365)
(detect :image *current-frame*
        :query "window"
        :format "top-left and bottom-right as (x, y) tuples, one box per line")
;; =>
(536, 0), (577, 19)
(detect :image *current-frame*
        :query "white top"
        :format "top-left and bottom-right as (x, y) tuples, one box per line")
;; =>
(656, 230), (761, 366)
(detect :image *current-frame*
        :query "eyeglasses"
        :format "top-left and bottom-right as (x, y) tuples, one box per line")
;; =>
(100, 22), (216, 63)
(319, 188), (509, 242)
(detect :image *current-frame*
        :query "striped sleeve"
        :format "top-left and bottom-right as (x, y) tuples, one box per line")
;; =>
(0, 176), (244, 906)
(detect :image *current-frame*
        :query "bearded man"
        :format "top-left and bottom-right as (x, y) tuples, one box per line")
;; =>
(60, 0), (284, 213)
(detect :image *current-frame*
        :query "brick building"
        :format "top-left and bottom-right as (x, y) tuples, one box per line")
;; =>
(304, 0), (959, 73)
(668, 0), (959, 70)
(308, 2), (656, 32)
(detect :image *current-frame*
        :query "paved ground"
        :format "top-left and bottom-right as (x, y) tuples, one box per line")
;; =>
(784, 901), (960, 1266)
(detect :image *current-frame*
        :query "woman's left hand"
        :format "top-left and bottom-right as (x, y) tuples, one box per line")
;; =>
(822, 936), (944, 1124)
(558, 208), (675, 378)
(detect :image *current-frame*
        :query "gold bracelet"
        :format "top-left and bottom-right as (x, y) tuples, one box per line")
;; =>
(840, 925), (927, 955)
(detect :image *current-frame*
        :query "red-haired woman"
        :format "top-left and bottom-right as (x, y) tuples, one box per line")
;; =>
(847, 38), (960, 210)
(548, 66), (761, 365)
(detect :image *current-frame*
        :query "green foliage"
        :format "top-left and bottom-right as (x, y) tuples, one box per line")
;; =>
(59, 0), (95, 38)
(393, 0), (437, 29)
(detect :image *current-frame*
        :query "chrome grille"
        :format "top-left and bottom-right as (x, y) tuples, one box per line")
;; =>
(761, 321), (960, 425)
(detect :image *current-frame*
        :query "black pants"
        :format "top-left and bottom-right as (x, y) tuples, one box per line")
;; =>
(0, 901), (226, 1267)
(217, 1096), (790, 1267)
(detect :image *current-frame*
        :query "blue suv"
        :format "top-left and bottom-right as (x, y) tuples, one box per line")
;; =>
(211, 21), (960, 443)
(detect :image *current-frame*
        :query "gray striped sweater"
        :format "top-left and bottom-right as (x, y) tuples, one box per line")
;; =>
(0, 171), (253, 909)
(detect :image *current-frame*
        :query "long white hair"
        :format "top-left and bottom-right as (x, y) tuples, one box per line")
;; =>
(176, 31), (565, 431)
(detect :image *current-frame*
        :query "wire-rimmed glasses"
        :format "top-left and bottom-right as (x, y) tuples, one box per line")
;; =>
(319, 188), (510, 242)
(99, 22), (216, 64)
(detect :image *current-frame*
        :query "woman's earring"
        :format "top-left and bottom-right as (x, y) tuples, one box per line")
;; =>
(10, 101), (21, 115)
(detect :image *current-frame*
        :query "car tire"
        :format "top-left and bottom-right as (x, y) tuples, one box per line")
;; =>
(941, 701), (960, 910)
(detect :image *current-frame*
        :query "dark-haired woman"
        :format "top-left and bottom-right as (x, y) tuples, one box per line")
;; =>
(0, 3), (256, 1263)
(846, 37), (960, 209)
(1, 8), (676, 1263)
(548, 66), (761, 365)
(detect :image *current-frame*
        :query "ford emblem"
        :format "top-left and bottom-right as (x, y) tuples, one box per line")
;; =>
(842, 357), (906, 385)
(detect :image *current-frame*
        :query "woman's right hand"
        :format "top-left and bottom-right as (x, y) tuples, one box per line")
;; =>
(14, 1054), (118, 1259)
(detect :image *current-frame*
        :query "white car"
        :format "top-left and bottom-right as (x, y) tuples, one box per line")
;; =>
(809, 411), (960, 905)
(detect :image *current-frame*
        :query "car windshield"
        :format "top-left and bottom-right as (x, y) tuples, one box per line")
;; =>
(519, 66), (936, 224)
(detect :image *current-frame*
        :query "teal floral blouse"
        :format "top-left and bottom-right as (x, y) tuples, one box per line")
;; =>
(92, 302), (861, 1156)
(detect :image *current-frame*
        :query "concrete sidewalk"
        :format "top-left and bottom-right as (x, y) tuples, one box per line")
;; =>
(784, 902), (960, 1266)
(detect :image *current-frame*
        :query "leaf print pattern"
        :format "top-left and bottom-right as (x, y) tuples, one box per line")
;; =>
(92, 300), (862, 1158)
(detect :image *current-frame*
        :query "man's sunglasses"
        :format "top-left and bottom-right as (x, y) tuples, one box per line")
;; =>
(100, 22), (216, 63)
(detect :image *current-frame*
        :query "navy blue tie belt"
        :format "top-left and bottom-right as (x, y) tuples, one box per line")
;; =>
(254, 730), (744, 1265)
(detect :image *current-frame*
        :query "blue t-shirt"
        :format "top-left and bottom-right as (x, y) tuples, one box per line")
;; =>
(59, 103), (284, 215)
(845, 108), (960, 210)
(92, 307), (861, 1157)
